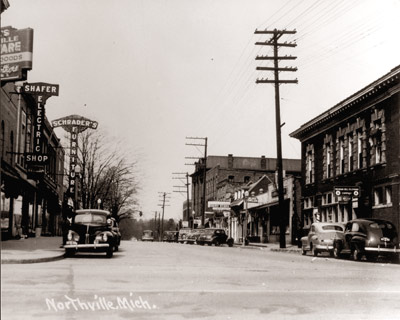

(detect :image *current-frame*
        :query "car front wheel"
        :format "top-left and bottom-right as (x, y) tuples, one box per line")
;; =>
(352, 247), (361, 261)
(311, 244), (318, 256)
(333, 243), (341, 259)
(106, 247), (114, 258)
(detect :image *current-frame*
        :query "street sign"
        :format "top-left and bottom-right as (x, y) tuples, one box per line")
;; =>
(334, 186), (360, 197)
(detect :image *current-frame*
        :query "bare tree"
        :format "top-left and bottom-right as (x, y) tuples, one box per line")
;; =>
(77, 129), (139, 220)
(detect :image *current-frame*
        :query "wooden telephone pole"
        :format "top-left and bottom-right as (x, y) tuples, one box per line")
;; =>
(255, 29), (298, 248)
(185, 137), (208, 226)
(172, 172), (191, 226)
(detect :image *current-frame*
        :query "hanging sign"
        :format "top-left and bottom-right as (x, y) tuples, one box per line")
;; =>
(1, 26), (34, 82)
(22, 82), (59, 166)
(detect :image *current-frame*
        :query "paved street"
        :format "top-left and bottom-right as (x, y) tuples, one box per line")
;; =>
(2, 241), (400, 320)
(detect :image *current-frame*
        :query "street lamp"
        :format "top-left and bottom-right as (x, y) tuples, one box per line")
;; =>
(97, 198), (102, 209)
(74, 165), (81, 210)
(242, 190), (249, 247)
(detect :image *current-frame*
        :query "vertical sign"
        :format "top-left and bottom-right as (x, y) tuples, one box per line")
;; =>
(22, 82), (59, 165)
(52, 115), (98, 201)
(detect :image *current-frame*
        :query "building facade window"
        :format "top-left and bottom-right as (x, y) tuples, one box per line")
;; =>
(323, 134), (333, 179)
(339, 138), (344, 174)
(348, 133), (353, 172)
(357, 131), (363, 169)
(228, 175), (234, 183)
(373, 185), (392, 207)
(305, 144), (314, 184)
(370, 108), (386, 166)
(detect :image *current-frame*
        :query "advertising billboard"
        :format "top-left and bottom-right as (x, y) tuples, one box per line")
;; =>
(1, 26), (34, 82)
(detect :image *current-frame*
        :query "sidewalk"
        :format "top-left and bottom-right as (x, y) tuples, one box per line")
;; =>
(1, 236), (65, 264)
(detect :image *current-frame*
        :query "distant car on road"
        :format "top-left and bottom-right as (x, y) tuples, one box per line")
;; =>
(63, 209), (119, 258)
(301, 222), (344, 256)
(333, 218), (400, 262)
(197, 228), (234, 247)
(142, 230), (154, 242)
(163, 230), (178, 242)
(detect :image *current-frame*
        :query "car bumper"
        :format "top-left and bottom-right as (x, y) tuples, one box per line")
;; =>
(365, 247), (400, 254)
(315, 244), (334, 251)
(64, 242), (110, 250)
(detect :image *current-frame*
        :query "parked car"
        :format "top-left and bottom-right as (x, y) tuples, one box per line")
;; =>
(163, 230), (178, 242)
(178, 228), (192, 243)
(185, 228), (206, 244)
(333, 218), (400, 262)
(197, 228), (234, 247)
(63, 209), (119, 258)
(301, 222), (344, 256)
(142, 230), (154, 242)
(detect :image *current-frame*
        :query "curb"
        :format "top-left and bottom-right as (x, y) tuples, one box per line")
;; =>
(270, 248), (302, 254)
(1, 252), (65, 264)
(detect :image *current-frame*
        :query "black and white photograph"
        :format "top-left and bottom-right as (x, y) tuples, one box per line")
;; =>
(1, 0), (400, 319)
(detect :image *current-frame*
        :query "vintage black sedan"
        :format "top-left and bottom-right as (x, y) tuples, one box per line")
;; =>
(333, 218), (400, 262)
(63, 209), (119, 258)
(197, 228), (234, 247)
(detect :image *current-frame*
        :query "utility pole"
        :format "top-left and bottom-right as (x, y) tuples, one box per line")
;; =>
(158, 192), (170, 241)
(255, 28), (298, 249)
(186, 137), (208, 226)
(172, 172), (191, 227)
(154, 211), (158, 238)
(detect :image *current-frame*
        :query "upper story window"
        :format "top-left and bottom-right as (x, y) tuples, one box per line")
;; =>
(357, 131), (363, 169)
(369, 108), (386, 166)
(339, 138), (344, 175)
(348, 133), (354, 172)
(305, 144), (314, 184)
(323, 134), (333, 179)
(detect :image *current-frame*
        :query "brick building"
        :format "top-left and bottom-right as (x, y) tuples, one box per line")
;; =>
(1, 82), (65, 239)
(190, 154), (301, 227)
(290, 65), (400, 233)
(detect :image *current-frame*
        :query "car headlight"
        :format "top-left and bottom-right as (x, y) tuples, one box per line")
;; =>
(96, 233), (108, 242)
(67, 231), (80, 242)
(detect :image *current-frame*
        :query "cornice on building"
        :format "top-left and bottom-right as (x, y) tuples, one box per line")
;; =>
(290, 65), (400, 140)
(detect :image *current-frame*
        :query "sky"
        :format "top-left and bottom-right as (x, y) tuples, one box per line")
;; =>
(2, 0), (399, 221)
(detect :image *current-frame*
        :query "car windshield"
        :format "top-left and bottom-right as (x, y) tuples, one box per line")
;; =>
(74, 213), (107, 225)
(143, 231), (153, 236)
(322, 225), (343, 231)
(369, 222), (398, 237)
